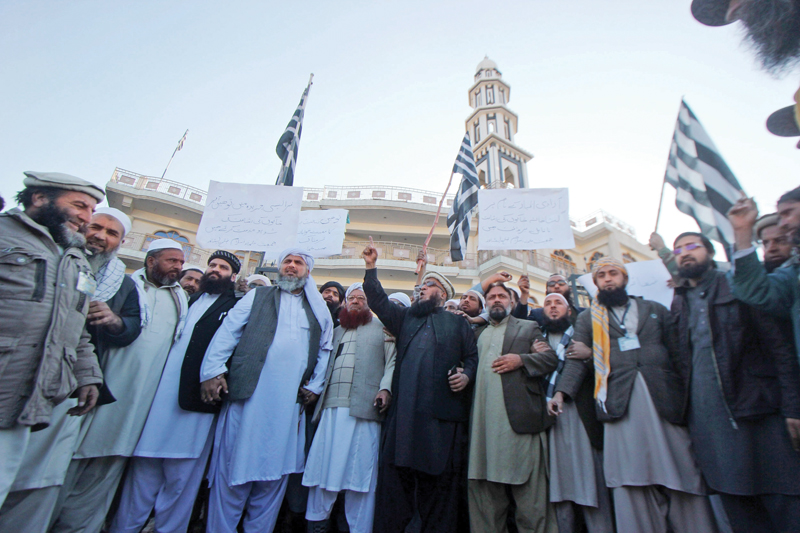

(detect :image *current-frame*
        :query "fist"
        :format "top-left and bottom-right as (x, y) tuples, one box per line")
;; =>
(727, 197), (759, 230)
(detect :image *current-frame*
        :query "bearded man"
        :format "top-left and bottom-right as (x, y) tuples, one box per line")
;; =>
(320, 280), (345, 327)
(361, 243), (478, 533)
(109, 250), (242, 533)
(0, 172), (104, 510)
(545, 293), (613, 533)
(515, 273), (585, 325)
(692, 0), (800, 73)
(755, 213), (794, 273)
(728, 187), (800, 360)
(468, 283), (558, 533)
(0, 208), (141, 533)
(52, 238), (188, 533)
(199, 248), (333, 533)
(556, 258), (718, 533)
(302, 283), (396, 533)
(671, 232), (800, 532)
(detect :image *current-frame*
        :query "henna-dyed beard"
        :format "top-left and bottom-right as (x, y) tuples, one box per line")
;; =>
(338, 307), (373, 329)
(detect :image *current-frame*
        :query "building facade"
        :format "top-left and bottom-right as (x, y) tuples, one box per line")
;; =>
(107, 58), (656, 307)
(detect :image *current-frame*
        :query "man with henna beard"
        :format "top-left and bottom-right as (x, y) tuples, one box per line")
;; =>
(302, 283), (396, 533)
(361, 241), (478, 533)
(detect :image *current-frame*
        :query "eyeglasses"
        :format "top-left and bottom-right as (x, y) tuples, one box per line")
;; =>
(346, 295), (367, 303)
(421, 280), (442, 289)
(672, 243), (703, 255)
(546, 280), (567, 287)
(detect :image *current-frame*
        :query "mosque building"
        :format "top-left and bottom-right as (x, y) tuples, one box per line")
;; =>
(106, 57), (656, 307)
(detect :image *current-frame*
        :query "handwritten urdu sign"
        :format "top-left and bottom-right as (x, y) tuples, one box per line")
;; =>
(196, 181), (302, 256)
(295, 209), (348, 257)
(478, 188), (575, 251)
(577, 259), (674, 309)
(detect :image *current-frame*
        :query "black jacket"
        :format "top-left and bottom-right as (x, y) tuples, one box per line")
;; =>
(178, 288), (240, 413)
(672, 270), (800, 421)
(88, 275), (142, 406)
(364, 268), (478, 422)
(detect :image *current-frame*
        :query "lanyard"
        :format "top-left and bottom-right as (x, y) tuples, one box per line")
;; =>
(611, 302), (631, 332)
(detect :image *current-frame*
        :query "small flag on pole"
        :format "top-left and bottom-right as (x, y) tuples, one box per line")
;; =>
(446, 133), (481, 261)
(276, 76), (313, 186)
(161, 129), (189, 180)
(664, 100), (745, 256)
(176, 130), (187, 151)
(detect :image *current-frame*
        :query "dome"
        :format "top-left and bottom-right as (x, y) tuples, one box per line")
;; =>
(476, 56), (497, 73)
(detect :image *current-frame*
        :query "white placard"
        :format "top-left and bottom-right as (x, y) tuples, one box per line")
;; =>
(196, 181), (303, 256)
(577, 259), (674, 309)
(478, 188), (575, 251)
(295, 209), (348, 257)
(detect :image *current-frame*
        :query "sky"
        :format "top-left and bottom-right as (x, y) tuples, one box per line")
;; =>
(1, 0), (798, 252)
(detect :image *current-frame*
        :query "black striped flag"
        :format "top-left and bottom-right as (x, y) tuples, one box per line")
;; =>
(276, 78), (312, 186)
(664, 100), (745, 256)
(447, 132), (481, 261)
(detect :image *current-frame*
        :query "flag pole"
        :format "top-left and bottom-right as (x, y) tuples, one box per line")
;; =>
(161, 129), (188, 180)
(654, 179), (667, 233)
(416, 173), (456, 274)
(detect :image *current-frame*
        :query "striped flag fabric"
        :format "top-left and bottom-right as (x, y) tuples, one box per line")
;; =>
(175, 130), (187, 151)
(275, 80), (311, 186)
(664, 100), (745, 255)
(446, 132), (481, 261)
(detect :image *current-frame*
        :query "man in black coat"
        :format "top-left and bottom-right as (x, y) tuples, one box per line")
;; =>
(109, 250), (240, 533)
(671, 232), (800, 532)
(361, 242), (478, 533)
(513, 273), (585, 326)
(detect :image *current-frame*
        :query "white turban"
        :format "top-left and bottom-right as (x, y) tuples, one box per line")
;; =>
(544, 293), (569, 307)
(276, 247), (332, 351)
(147, 238), (183, 253)
(388, 292), (412, 308)
(346, 282), (364, 299)
(94, 207), (132, 236)
(246, 274), (271, 286)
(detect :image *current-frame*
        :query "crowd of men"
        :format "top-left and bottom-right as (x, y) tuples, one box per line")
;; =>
(1, 169), (800, 533)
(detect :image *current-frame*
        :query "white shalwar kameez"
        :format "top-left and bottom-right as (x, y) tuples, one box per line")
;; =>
(110, 292), (220, 533)
(201, 289), (330, 533)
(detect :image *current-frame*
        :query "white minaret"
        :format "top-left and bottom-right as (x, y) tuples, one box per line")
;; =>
(466, 57), (532, 188)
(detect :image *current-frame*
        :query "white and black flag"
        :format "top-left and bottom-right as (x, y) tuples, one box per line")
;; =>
(664, 100), (744, 255)
(447, 132), (480, 261)
(276, 79), (312, 186)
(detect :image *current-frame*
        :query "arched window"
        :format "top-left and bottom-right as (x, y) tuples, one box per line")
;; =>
(154, 230), (189, 243)
(142, 230), (191, 254)
(587, 251), (604, 271)
(622, 253), (637, 264)
(551, 250), (576, 277)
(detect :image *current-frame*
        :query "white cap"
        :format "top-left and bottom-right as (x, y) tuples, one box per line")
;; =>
(246, 274), (272, 286)
(94, 207), (132, 236)
(182, 264), (203, 274)
(147, 238), (184, 253)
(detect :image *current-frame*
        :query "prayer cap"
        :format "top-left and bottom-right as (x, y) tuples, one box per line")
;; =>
(544, 293), (570, 307)
(278, 248), (314, 271)
(591, 257), (628, 282)
(23, 171), (105, 202)
(421, 271), (455, 300)
(464, 289), (485, 309)
(209, 250), (241, 273)
(346, 282), (364, 299)
(755, 213), (780, 240)
(246, 274), (271, 286)
(182, 264), (203, 275)
(147, 238), (184, 253)
(94, 207), (131, 236)
(388, 292), (412, 308)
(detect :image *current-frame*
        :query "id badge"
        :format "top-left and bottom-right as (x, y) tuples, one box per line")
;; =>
(76, 271), (97, 297)
(618, 333), (640, 351)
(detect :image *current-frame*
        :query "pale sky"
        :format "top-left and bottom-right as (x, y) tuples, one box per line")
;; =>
(1, 0), (797, 252)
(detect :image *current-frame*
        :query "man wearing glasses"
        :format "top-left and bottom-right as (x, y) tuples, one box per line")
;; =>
(302, 283), (396, 533)
(361, 241), (478, 533)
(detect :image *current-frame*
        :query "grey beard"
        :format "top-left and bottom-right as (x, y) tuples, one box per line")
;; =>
(58, 225), (87, 249)
(276, 273), (308, 292)
(86, 249), (116, 273)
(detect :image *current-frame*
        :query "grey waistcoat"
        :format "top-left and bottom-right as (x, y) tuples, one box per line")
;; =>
(226, 286), (322, 402)
(312, 318), (394, 424)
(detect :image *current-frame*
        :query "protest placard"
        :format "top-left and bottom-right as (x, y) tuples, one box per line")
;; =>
(478, 188), (575, 251)
(577, 259), (674, 308)
(295, 209), (348, 257)
(196, 181), (303, 256)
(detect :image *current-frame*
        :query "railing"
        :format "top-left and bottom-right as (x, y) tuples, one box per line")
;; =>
(477, 249), (581, 276)
(110, 169), (208, 206)
(573, 209), (636, 238)
(329, 241), (478, 269)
